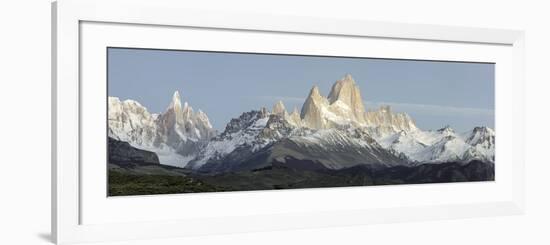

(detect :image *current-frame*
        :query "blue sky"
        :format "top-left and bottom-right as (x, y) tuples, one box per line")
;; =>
(108, 48), (494, 132)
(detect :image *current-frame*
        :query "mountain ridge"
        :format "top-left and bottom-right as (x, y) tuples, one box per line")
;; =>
(108, 74), (494, 172)
(108, 91), (216, 167)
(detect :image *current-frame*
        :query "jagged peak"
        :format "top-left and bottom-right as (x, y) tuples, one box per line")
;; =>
(170, 90), (182, 108)
(364, 105), (418, 132)
(272, 100), (287, 116)
(182, 101), (193, 113)
(466, 126), (495, 147)
(308, 85), (322, 98)
(301, 85), (326, 120)
(328, 74), (360, 103)
(327, 74), (366, 121)
(341, 74), (356, 84)
(437, 125), (455, 134)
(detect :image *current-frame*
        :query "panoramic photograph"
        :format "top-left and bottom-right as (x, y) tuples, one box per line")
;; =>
(107, 47), (495, 196)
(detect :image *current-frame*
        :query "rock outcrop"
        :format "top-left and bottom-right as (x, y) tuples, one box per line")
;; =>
(108, 137), (160, 166)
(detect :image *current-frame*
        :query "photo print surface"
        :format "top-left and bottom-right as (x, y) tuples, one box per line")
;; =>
(107, 47), (495, 196)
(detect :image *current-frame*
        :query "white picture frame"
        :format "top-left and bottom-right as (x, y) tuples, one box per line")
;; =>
(52, 0), (525, 244)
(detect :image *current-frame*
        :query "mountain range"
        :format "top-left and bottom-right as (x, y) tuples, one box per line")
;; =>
(108, 91), (216, 167)
(108, 74), (495, 172)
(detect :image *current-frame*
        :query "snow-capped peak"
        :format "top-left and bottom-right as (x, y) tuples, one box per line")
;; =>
(437, 125), (455, 135)
(108, 90), (216, 167)
(466, 126), (494, 143)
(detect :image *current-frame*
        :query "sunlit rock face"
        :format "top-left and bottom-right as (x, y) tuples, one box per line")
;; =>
(327, 74), (367, 124)
(272, 100), (287, 116)
(300, 85), (330, 129)
(365, 105), (418, 133)
(298, 74), (417, 132)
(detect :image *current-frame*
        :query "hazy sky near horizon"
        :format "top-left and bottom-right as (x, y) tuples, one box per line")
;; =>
(108, 48), (494, 132)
